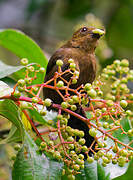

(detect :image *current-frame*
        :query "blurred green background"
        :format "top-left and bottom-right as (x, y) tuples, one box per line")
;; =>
(0, 0), (133, 179)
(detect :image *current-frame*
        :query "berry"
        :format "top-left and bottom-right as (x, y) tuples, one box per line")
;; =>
(40, 109), (47, 116)
(120, 59), (129, 67)
(20, 58), (28, 66)
(70, 63), (76, 69)
(14, 144), (21, 151)
(87, 156), (94, 163)
(56, 59), (63, 66)
(68, 58), (74, 63)
(27, 66), (34, 72)
(82, 145), (88, 152)
(84, 83), (92, 91)
(73, 164), (80, 171)
(44, 98), (52, 107)
(20, 101), (29, 109)
(89, 128), (97, 137)
(57, 81), (64, 88)
(71, 105), (77, 111)
(120, 100), (128, 108)
(13, 90), (21, 98)
(61, 102), (68, 109)
(40, 142), (47, 148)
(17, 79), (25, 87)
(72, 95), (79, 103)
(87, 89), (97, 98)
(79, 138), (85, 145)
(39, 67), (45, 73)
(106, 100), (113, 107)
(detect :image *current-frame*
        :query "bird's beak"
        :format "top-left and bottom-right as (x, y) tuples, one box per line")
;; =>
(92, 28), (105, 39)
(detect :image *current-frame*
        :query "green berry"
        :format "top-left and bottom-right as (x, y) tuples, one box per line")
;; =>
(13, 90), (21, 98)
(25, 77), (32, 84)
(78, 131), (84, 137)
(40, 142), (47, 148)
(78, 154), (84, 160)
(102, 157), (109, 164)
(82, 145), (88, 152)
(57, 114), (63, 120)
(72, 78), (77, 84)
(68, 58), (74, 63)
(54, 151), (61, 159)
(71, 105), (77, 111)
(70, 63), (76, 69)
(120, 100), (128, 108)
(120, 59), (129, 67)
(21, 58), (28, 66)
(97, 150), (104, 157)
(61, 102), (68, 109)
(84, 83), (92, 91)
(112, 159), (117, 164)
(114, 120), (120, 126)
(67, 136), (74, 142)
(87, 89), (97, 98)
(56, 59), (63, 66)
(114, 60), (120, 66)
(40, 109), (47, 116)
(79, 138), (85, 145)
(67, 174), (75, 180)
(17, 79), (25, 87)
(89, 128), (97, 137)
(106, 100), (113, 107)
(87, 156), (94, 163)
(112, 146), (118, 153)
(103, 122), (109, 129)
(27, 66), (34, 72)
(73, 164), (80, 171)
(39, 67), (45, 73)
(44, 98), (52, 107)
(57, 80), (64, 88)
(14, 144), (21, 151)
(72, 95), (79, 103)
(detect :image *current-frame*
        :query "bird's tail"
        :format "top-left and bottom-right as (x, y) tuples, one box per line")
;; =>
(67, 104), (95, 156)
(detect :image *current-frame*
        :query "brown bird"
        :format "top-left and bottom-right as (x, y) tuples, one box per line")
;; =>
(43, 26), (105, 155)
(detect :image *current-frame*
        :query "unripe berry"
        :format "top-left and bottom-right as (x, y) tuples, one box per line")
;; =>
(82, 145), (88, 152)
(72, 78), (77, 84)
(40, 109), (47, 116)
(120, 100), (128, 108)
(67, 175), (75, 180)
(32, 97), (39, 103)
(114, 59), (120, 66)
(106, 100), (113, 107)
(72, 95), (79, 103)
(70, 63), (76, 69)
(89, 128), (97, 137)
(44, 98), (52, 107)
(20, 58), (28, 66)
(78, 154), (84, 160)
(68, 58), (74, 63)
(61, 102), (68, 109)
(120, 59), (129, 67)
(56, 59), (63, 66)
(87, 89), (97, 98)
(17, 79), (25, 87)
(103, 122), (109, 129)
(71, 105), (77, 111)
(84, 83), (92, 91)
(25, 77), (32, 84)
(40, 142), (47, 148)
(57, 80), (64, 88)
(67, 136), (74, 142)
(102, 157), (109, 164)
(87, 156), (94, 163)
(13, 90), (21, 98)
(27, 66), (34, 72)
(114, 120), (120, 126)
(97, 150), (104, 157)
(14, 144), (21, 151)
(78, 138), (85, 145)
(112, 159), (117, 164)
(73, 164), (80, 171)
(54, 151), (61, 159)
(39, 67), (45, 73)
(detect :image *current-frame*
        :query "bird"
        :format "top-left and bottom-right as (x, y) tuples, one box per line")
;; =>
(43, 26), (105, 155)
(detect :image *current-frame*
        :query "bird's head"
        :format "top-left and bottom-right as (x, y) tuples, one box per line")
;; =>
(69, 26), (105, 52)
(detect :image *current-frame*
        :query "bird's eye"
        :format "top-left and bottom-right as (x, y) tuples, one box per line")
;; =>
(81, 27), (88, 32)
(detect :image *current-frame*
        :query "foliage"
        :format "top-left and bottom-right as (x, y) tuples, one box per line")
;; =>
(0, 29), (133, 180)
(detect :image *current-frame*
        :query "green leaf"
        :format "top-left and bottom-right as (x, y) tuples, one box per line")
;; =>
(0, 125), (22, 144)
(0, 61), (25, 79)
(75, 161), (110, 180)
(0, 29), (48, 83)
(12, 132), (63, 180)
(0, 99), (24, 141)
